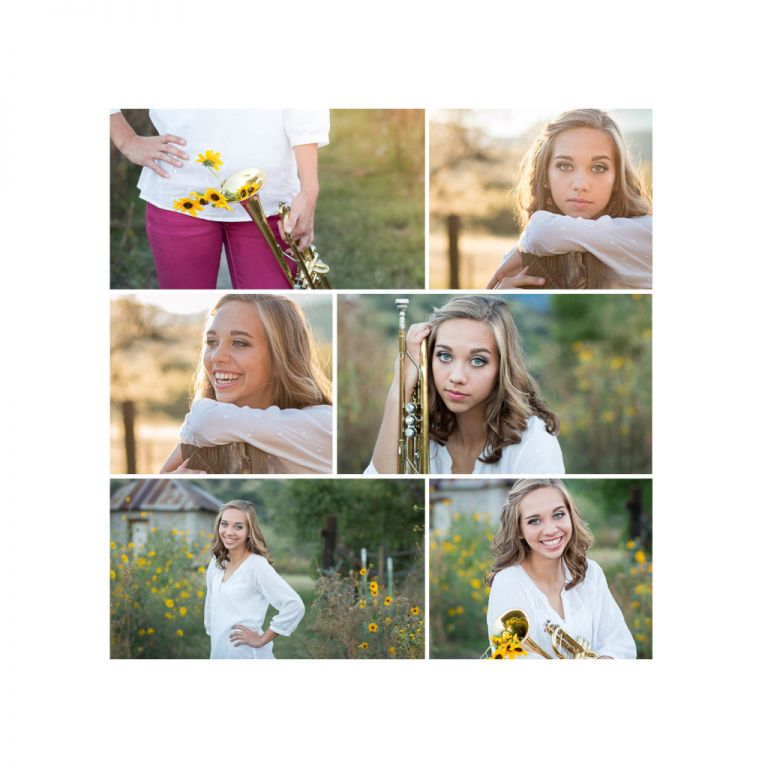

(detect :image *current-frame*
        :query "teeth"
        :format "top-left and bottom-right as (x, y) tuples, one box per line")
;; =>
(215, 372), (241, 382)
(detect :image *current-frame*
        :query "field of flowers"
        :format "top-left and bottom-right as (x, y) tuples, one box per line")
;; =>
(429, 509), (652, 659)
(110, 521), (212, 659)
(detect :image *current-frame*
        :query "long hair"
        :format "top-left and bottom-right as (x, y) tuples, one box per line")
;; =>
(486, 479), (593, 589)
(211, 499), (273, 569)
(427, 296), (558, 464)
(190, 294), (332, 408)
(513, 108), (652, 226)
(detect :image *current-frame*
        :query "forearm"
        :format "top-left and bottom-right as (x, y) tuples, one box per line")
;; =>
(294, 144), (319, 198)
(255, 628), (278, 647)
(110, 112), (137, 153)
(370, 385), (403, 474)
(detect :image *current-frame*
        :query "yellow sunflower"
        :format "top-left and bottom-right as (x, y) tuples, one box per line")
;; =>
(173, 195), (204, 217)
(383, 596), (393, 607)
(196, 149), (223, 172)
(359, 568), (367, 576)
(410, 606), (420, 616)
(203, 188), (231, 210)
(358, 642), (369, 650)
(369, 581), (379, 595)
(368, 623), (378, 633)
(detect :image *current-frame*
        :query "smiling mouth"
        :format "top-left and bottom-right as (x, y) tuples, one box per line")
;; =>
(213, 372), (242, 386)
(540, 535), (565, 550)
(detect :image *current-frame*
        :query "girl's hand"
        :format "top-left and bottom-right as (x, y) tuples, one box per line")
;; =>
(168, 457), (207, 475)
(280, 187), (318, 250)
(486, 248), (524, 289)
(120, 133), (189, 178)
(395, 322), (431, 394)
(495, 266), (546, 290)
(230, 624), (266, 648)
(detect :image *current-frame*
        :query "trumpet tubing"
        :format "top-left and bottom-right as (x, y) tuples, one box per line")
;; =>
(396, 299), (429, 474)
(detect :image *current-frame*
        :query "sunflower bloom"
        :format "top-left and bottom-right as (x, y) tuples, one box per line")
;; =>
(369, 581), (379, 596)
(358, 599), (366, 609)
(196, 149), (223, 172)
(388, 646), (396, 656)
(359, 568), (367, 576)
(383, 596), (392, 607)
(358, 642), (368, 650)
(368, 623), (378, 633)
(203, 188), (231, 210)
(410, 606), (420, 616)
(172, 196), (204, 217)
(165, 599), (174, 608)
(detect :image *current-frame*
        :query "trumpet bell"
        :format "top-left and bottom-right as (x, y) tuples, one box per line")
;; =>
(222, 167), (266, 200)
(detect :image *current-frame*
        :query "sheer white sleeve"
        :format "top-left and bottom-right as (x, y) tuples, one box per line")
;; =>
(250, 557), (305, 637)
(284, 110), (331, 148)
(204, 558), (214, 636)
(511, 417), (565, 473)
(518, 212), (652, 288)
(590, 563), (637, 659)
(179, 399), (332, 473)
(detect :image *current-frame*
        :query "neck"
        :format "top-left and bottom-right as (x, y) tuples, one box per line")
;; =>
(226, 546), (249, 566)
(524, 552), (564, 586)
(453, 406), (488, 447)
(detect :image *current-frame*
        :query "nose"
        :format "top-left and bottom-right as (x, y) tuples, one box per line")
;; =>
(209, 341), (231, 364)
(571, 170), (589, 191)
(448, 361), (467, 384)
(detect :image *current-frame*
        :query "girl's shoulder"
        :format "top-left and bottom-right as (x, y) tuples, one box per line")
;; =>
(492, 564), (526, 587)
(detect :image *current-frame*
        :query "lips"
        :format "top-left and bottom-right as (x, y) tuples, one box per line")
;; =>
(539, 535), (565, 551)
(444, 389), (470, 402)
(212, 371), (242, 390)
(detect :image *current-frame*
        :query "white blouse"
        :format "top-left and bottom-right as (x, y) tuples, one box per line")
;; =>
(364, 415), (564, 475)
(487, 559), (636, 660)
(180, 399), (333, 474)
(132, 109), (330, 221)
(517, 211), (652, 289)
(204, 554), (305, 660)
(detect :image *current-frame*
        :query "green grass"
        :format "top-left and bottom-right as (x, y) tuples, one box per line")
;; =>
(110, 109), (425, 289)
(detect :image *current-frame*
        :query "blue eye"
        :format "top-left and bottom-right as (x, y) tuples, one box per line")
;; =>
(470, 357), (487, 367)
(526, 518), (540, 526)
(436, 351), (452, 363)
(556, 161), (573, 172)
(592, 164), (609, 173)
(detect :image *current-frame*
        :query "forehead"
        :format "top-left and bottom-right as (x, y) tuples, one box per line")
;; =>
(206, 301), (266, 336)
(434, 318), (497, 353)
(551, 127), (615, 160)
(519, 487), (567, 517)
(221, 508), (248, 524)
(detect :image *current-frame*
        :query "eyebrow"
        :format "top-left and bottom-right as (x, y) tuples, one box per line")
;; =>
(554, 154), (612, 162)
(524, 505), (567, 520)
(206, 330), (255, 338)
(435, 344), (492, 354)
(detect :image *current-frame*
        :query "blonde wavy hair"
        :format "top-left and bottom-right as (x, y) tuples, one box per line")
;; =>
(191, 294), (332, 408)
(427, 296), (558, 464)
(486, 479), (593, 588)
(211, 499), (273, 569)
(513, 108), (652, 226)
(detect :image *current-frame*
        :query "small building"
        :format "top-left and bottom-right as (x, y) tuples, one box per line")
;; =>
(110, 478), (222, 549)
(429, 479), (511, 532)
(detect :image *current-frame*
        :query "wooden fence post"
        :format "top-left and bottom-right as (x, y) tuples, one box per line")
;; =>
(122, 400), (136, 474)
(447, 214), (460, 288)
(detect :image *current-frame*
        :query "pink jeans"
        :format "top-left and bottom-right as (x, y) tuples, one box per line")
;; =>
(145, 203), (297, 289)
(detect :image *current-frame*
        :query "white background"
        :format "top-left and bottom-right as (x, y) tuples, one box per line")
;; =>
(3, 1), (766, 766)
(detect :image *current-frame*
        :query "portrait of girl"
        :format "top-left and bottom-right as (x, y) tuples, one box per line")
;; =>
(429, 109), (651, 289)
(110, 109), (329, 290)
(205, 499), (305, 659)
(161, 293), (332, 474)
(486, 479), (636, 659)
(363, 295), (563, 474)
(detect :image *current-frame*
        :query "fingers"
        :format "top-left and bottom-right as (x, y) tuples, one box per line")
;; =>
(147, 160), (171, 179)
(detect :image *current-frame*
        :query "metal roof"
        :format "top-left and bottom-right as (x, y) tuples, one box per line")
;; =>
(110, 478), (222, 512)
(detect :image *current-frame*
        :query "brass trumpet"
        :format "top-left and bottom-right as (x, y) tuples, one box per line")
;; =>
(222, 168), (331, 290)
(484, 609), (598, 660)
(396, 299), (429, 474)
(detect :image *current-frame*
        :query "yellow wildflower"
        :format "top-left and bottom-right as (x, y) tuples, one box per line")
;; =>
(120, 554), (128, 564)
(470, 578), (482, 590)
(147, 628), (155, 636)
(635, 550), (647, 565)
(368, 623), (378, 633)
(138, 628), (146, 636)
(410, 606), (420, 616)
(383, 596), (393, 607)
(179, 606), (188, 617)
(172, 196), (204, 217)
(358, 599), (366, 609)
(369, 581), (379, 596)
(165, 599), (174, 608)
(388, 646), (396, 656)
(196, 149), (223, 171)
(151, 587), (158, 594)
(627, 540), (636, 550)
(110, 541), (116, 550)
(197, 591), (204, 599)
(203, 188), (231, 210)
(176, 629), (184, 637)
(110, 570), (116, 580)
(359, 568), (367, 576)
(358, 642), (368, 650)
(164, 612), (173, 620)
